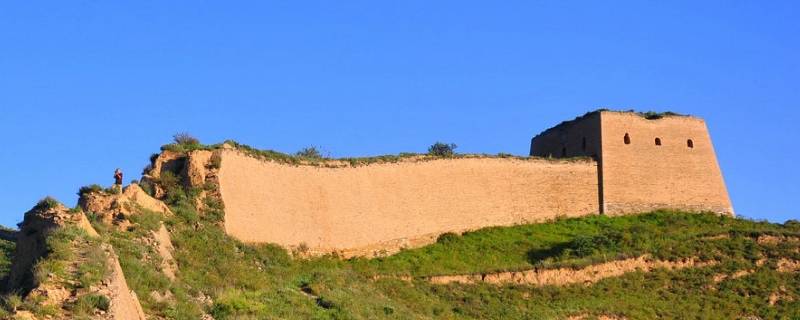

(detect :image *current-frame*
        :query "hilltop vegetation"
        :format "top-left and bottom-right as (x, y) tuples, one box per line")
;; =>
(157, 135), (586, 169)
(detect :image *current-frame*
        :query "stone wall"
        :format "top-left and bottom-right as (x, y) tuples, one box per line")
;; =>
(217, 150), (599, 256)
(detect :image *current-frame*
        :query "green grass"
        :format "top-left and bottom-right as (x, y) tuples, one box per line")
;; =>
(0, 238), (13, 280)
(352, 211), (800, 277)
(81, 175), (800, 319)
(153, 187), (800, 319)
(71, 293), (110, 318)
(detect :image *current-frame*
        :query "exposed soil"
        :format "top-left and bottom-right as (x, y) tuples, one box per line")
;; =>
(152, 223), (177, 280)
(385, 256), (717, 286)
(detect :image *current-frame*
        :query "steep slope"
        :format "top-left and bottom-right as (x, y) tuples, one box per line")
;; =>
(0, 199), (146, 319)
(128, 159), (800, 319)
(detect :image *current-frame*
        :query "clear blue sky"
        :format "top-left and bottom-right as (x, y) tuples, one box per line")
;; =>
(1, 1), (798, 227)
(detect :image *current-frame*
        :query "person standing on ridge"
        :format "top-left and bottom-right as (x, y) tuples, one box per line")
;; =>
(114, 168), (123, 192)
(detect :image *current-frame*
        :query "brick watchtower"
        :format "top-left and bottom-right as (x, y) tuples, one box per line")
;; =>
(531, 110), (733, 215)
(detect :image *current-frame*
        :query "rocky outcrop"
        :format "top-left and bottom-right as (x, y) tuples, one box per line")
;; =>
(78, 184), (172, 225)
(5, 199), (147, 319)
(6, 201), (96, 290)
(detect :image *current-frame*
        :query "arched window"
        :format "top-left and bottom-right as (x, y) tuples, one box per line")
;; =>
(687, 139), (694, 148)
(561, 147), (567, 157)
(624, 133), (631, 145)
(582, 137), (587, 151)
(655, 137), (662, 146)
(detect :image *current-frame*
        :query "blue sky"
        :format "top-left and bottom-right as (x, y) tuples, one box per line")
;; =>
(1, 1), (798, 227)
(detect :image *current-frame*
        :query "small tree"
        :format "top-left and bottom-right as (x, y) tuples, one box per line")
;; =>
(295, 146), (323, 159)
(173, 132), (200, 146)
(428, 142), (457, 157)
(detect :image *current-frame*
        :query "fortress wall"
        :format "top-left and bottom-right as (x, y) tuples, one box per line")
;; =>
(599, 112), (733, 215)
(530, 112), (602, 159)
(218, 150), (599, 255)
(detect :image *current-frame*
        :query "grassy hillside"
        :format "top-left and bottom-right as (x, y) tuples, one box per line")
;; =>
(98, 178), (800, 320)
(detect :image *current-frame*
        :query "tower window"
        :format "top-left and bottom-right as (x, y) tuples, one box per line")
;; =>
(687, 139), (694, 148)
(655, 137), (662, 146)
(582, 137), (587, 151)
(624, 133), (631, 145)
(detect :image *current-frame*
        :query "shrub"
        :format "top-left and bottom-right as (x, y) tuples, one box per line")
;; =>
(295, 146), (323, 159)
(641, 111), (682, 120)
(104, 186), (121, 195)
(568, 233), (620, 257)
(436, 232), (460, 244)
(33, 197), (60, 211)
(78, 184), (104, 196)
(428, 142), (457, 157)
(173, 132), (200, 146)
(139, 180), (155, 197)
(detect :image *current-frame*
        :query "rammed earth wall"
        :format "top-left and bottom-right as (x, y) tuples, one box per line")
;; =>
(217, 150), (599, 256)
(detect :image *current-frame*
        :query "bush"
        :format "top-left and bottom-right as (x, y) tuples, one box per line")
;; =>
(436, 232), (460, 244)
(428, 142), (457, 157)
(78, 184), (104, 196)
(295, 146), (323, 159)
(173, 133), (200, 146)
(568, 233), (620, 257)
(33, 197), (60, 211)
(641, 111), (681, 120)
